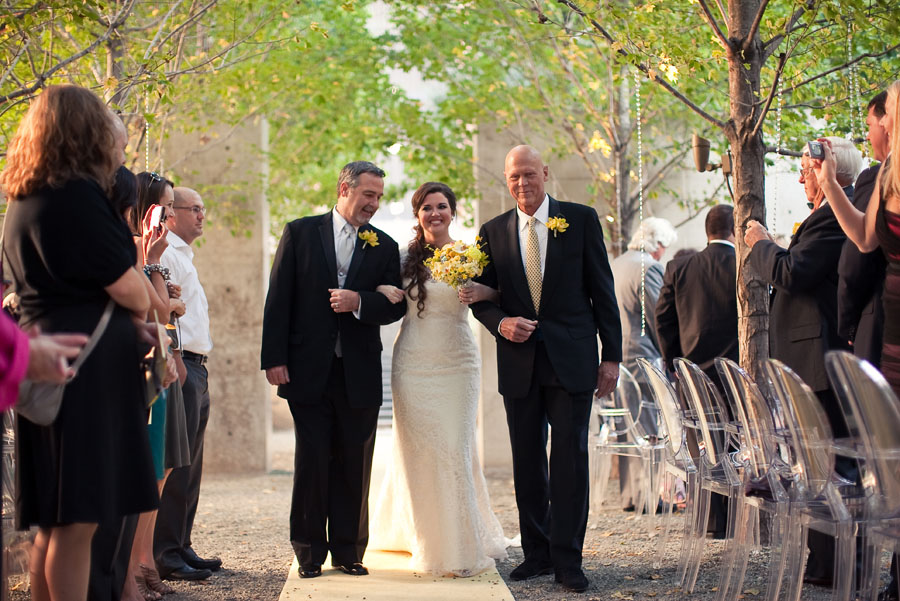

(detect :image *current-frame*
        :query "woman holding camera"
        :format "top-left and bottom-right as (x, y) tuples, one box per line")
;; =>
(1, 85), (158, 601)
(122, 171), (191, 599)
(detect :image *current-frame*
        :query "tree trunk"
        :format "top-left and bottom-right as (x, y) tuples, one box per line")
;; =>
(614, 74), (632, 255)
(727, 0), (769, 381)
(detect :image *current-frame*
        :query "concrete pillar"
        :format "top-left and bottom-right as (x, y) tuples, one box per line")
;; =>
(473, 129), (516, 469)
(163, 118), (271, 473)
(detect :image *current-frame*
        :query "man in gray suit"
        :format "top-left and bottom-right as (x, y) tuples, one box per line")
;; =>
(610, 217), (676, 511)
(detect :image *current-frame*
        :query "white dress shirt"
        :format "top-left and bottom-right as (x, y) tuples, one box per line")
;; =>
(160, 232), (212, 355)
(516, 194), (550, 275)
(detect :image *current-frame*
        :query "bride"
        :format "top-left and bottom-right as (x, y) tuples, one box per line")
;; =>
(370, 181), (508, 577)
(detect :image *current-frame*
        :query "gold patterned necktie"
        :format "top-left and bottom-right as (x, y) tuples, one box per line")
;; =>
(525, 216), (542, 312)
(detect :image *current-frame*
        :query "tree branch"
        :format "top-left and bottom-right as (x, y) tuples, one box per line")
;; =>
(712, 0), (728, 26)
(750, 51), (787, 140)
(0, 0), (137, 105)
(763, 3), (812, 59)
(630, 145), (692, 202)
(695, 0), (729, 49)
(0, 36), (28, 89)
(765, 145), (802, 157)
(742, 0), (771, 54)
(671, 182), (726, 229)
(143, 0), (186, 61)
(555, 0), (726, 130)
(780, 43), (900, 96)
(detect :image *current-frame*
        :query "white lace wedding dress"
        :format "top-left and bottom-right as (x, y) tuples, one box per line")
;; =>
(370, 276), (508, 576)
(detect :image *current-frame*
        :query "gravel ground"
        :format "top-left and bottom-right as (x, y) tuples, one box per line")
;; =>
(5, 431), (854, 600)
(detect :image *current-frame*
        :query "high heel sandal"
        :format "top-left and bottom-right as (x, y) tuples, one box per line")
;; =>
(134, 576), (162, 601)
(140, 564), (176, 595)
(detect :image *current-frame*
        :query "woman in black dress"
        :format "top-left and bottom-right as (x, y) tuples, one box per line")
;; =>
(0, 85), (159, 601)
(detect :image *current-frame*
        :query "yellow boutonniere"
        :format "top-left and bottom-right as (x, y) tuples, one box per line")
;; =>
(359, 230), (379, 248)
(546, 215), (569, 237)
(792, 221), (802, 235)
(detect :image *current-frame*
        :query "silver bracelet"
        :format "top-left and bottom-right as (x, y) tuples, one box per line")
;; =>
(143, 263), (171, 281)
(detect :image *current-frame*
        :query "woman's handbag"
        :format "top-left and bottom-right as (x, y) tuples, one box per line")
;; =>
(16, 299), (115, 425)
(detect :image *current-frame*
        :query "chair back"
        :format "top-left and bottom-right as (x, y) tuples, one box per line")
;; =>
(765, 359), (834, 498)
(594, 363), (645, 438)
(826, 350), (900, 515)
(674, 358), (730, 466)
(715, 357), (779, 480)
(637, 357), (685, 458)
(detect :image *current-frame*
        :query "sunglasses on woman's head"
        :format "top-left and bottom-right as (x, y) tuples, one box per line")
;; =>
(148, 172), (165, 182)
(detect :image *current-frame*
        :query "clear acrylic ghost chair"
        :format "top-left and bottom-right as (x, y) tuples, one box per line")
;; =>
(589, 363), (661, 519)
(715, 357), (792, 601)
(825, 350), (900, 601)
(675, 358), (754, 599)
(636, 358), (698, 584)
(765, 359), (857, 601)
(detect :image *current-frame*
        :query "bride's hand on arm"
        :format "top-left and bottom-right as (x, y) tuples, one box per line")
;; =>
(376, 284), (405, 304)
(458, 282), (498, 305)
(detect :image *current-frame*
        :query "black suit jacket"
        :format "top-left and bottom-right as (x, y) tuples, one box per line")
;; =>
(260, 212), (406, 406)
(655, 242), (738, 374)
(749, 203), (849, 392)
(471, 197), (622, 398)
(837, 164), (886, 365)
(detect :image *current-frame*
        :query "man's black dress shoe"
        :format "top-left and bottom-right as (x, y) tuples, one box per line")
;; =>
(335, 562), (369, 576)
(161, 564), (212, 581)
(509, 558), (554, 581)
(299, 564), (322, 578)
(181, 546), (223, 571)
(555, 567), (590, 593)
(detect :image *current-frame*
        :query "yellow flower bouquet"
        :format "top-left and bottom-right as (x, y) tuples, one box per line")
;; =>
(424, 239), (490, 289)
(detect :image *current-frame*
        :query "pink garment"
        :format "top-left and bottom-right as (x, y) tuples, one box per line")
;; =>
(0, 311), (29, 410)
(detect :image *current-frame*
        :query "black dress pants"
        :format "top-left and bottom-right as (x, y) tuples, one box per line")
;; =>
(88, 514), (138, 601)
(503, 342), (592, 569)
(154, 360), (210, 570)
(288, 357), (379, 568)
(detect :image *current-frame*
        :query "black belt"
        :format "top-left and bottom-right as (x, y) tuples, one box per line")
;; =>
(182, 351), (208, 365)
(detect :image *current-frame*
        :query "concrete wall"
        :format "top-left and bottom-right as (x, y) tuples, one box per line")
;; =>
(163, 119), (271, 473)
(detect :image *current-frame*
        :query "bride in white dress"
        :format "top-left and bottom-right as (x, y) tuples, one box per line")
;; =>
(370, 182), (508, 577)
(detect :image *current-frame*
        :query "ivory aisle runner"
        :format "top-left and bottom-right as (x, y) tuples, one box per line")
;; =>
(278, 432), (515, 601)
(278, 553), (514, 601)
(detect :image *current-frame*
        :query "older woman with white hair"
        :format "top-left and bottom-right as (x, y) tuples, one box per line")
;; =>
(610, 216), (677, 510)
(612, 217), (678, 363)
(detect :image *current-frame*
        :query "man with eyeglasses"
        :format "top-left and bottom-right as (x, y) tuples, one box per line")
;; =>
(744, 136), (862, 589)
(155, 187), (221, 581)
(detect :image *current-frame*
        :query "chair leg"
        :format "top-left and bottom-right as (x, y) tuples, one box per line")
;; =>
(677, 471), (699, 589)
(590, 448), (612, 514)
(763, 504), (790, 601)
(715, 494), (746, 601)
(654, 465), (676, 570)
(785, 519), (810, 601)
(831, 521), (855, 601)
(685, 483), (712, 592)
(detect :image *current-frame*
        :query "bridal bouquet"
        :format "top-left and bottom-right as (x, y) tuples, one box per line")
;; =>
(424, 239), (490, 289)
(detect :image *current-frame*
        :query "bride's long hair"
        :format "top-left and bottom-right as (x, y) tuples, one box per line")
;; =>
(404, 182), (457, 317)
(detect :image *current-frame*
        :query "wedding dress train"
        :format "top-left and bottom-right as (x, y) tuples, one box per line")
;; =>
(371, 278), (507, 576)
